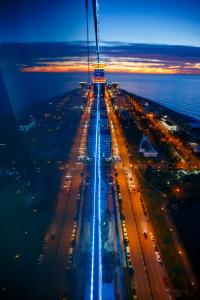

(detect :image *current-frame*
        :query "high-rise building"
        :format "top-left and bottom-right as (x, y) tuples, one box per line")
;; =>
(111, 82), (120, 97)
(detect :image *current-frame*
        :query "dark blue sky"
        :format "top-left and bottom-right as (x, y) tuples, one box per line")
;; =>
(0, 0), (200, 46)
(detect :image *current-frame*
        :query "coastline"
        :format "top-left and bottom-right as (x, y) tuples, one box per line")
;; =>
(121, 88), (200, 289)
(121, 89), (200, 124)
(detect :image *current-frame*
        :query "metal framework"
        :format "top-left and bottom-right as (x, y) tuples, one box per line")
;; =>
(90, 84), (102, 300)
(92, 0), (100, 63)
(85, 0), (90, 82)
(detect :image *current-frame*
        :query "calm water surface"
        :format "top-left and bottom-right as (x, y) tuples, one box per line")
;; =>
(107, 73), (200, 121)
(1, 72), (200, 120)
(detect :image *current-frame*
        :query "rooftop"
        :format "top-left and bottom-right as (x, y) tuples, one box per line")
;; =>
(161, 118), (176, 127)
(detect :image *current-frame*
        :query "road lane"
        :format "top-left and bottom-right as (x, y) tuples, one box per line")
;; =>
(34, 88), (93, 300)
(105, 89), (171, 300)
(116, 165), (152, 300)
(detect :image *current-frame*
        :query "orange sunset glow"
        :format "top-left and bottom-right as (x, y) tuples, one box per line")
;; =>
(20, 60), (200, 74)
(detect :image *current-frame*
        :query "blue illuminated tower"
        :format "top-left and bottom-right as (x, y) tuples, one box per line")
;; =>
(92, 63), (106, 84)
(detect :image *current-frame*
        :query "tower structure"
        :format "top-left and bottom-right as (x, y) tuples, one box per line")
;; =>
(92, 63), (106, 84)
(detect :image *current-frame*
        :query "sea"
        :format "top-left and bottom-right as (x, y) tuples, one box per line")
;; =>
(1, 72), (200, 121)
(108, 73), (200, 121)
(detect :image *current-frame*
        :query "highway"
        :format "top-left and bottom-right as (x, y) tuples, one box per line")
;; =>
(105, 89), (171, 300)
(116, 167), (152, 299)
(34, 89), (93, 300)
(34, 85), (172, 300)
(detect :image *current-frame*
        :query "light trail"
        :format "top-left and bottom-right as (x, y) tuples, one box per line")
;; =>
(90, 83), (102, 300)
(97, 84), (102, 300)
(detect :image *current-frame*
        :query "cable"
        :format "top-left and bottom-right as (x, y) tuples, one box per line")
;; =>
(85, 0), (91, 83)
(92, 0), (100, 63)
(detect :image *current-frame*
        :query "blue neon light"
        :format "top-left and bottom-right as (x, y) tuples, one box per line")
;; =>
(90, 83), (102, 300)
(98, 85), (102, 300)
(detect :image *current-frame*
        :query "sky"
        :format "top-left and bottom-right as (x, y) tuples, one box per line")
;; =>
(0, 0), (200, 46)
(0, 0), (200, 74)
(1, 42), (200, 74)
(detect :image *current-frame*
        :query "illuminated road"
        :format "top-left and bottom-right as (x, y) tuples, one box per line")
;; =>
(116, 167), (151, 300)
(105, 89), (171, 300)
(90, 83), (102, 300)
(34, 89), (93, 300)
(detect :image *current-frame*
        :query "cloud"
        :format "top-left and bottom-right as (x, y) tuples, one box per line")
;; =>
(1, 42), (200, 74)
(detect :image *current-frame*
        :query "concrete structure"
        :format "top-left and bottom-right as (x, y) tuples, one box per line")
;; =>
(92, 63), (106, 84)
(139, 135), (158, 157)
(111, 82), (120, 97)
(160, 117), (179, 132)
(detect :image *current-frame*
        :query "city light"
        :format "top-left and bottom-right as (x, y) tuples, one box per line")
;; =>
(90, 83), (102, 300)
(0, 0), (200, 298)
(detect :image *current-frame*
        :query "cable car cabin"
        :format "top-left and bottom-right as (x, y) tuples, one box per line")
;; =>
(92, 63), (106, 84)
